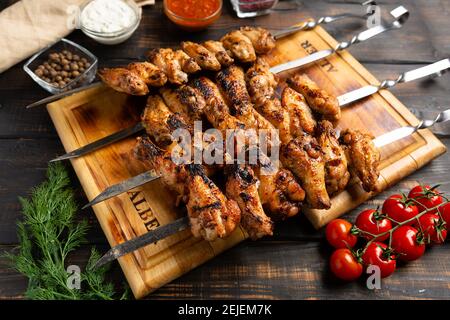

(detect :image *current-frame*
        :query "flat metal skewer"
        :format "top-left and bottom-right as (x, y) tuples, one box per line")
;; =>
(272, 1), (376, 40)
(82, 171), (161, 209)
(269, 6), (409, 74)
(93, 108), (450, 269)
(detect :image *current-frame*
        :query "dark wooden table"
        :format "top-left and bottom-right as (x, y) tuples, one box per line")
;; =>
(1, 0), (449, 300)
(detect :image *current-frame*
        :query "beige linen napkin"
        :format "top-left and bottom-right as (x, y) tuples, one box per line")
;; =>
(0, 0), (86, 73)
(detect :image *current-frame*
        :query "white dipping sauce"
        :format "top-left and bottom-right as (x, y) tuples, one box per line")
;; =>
(81, 0), (136, 33)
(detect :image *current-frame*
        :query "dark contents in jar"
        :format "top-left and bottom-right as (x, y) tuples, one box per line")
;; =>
(238, 0), (276, 13)
(34, 50), (91, 88)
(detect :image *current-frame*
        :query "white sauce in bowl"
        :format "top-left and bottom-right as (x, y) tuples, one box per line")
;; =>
(81, 0), (137, 34)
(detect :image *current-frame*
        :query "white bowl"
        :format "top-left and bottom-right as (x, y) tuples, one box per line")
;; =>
(80, 0), (142, 45)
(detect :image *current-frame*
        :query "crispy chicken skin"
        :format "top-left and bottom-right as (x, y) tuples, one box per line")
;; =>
(174, 49), (201, 74)
(340, 129), (381, 193)
(225, 164), (273, 239)
(141, 95), (192, 146)
(239, 26), (276, 55)
(217, 65), (274, 131)
(246, 58), (293, 144)
(191, 76), (304, 220)
(98, 68), (149, 96)
(186, 164), (241, 240)
(316, 120), (350, 195)
(191, 77), (246, 133)
(281, 134), (331, 209)
(255, 156), (305, 220)
(147, 48), (189, 85)
(160, 86), (205, 123)
(135, 137), (240, 241)
(281, 87), (317, 136)
(127, 62), (167, 87)
(181, 41), (221, 71)
(287, 74), (341, 122)
(221, 30), (257, 63)
(135, 135), (188, 198)
(245, 57), (277, 103)
(202, 40), (235, 66)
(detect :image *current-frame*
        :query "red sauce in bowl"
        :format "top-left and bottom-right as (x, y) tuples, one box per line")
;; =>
(164, 0), (222, 31)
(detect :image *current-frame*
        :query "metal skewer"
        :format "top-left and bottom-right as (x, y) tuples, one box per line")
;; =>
(92, 108), (450, 268)
(272, 1), (377, 40)
(269, 6), (409, 74)
(27, 6), (380, 110)
(51, 58), (450, 163)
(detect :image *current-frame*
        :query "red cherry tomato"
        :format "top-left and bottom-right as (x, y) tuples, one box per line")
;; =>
(382, 194), (419, 225)
(325, 219), (358, 249)
(414, 213), (447, 244)
(329, 248), (363, 281)
(361, 242), (396, 278)
(438, 202), (450, 228)
(355, 209), (392, 241)
(391, 226), (425, 261)
(408, 185), (443, 214)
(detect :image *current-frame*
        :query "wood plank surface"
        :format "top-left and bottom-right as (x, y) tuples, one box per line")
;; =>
(1, 0), (450, 299)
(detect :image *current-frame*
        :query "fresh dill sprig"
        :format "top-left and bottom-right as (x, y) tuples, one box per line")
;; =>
(3, 163), (129, 300)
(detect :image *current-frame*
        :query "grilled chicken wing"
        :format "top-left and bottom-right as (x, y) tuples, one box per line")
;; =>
(147, 48), (188, 85)
(281, 87), (316, 136)
(246, 57), (277, 102)
(141, 95), (192, 146)
(127, 62), (167, 87)
(191, 77), (304, 220)
(340, 129), (380, 193)
(186, 164), (241, 240)
(221, 30), (257, 63)
(255, 155), (305, 220)
(245, 58), (293, 144)
(217, 65), (274, 131)
(160, 86), (205, 123)
(135, 135), (188, 198)
(225, 164), (273, 239)
(98, 68), (149, 96)
(281, 134), (331, 209)
(181, 41), (221, 71)
(191, 77), (246, 133)
(174, 49), (201, 74)
(202, 40), (234, 66)
(239, 26), (276, 55)
(316, 120), (350, 195)
(135, 136), (240, 241)
(287, 74), (341, 122)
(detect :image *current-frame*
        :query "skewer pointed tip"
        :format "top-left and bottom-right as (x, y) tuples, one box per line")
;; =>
(92, 250), (117, 270)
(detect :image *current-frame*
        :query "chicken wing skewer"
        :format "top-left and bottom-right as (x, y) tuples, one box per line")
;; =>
(340, 129), (381, 193)
(190, 76), (305, 221)
(135, 135), (240, 241)
(99, 27), (276, 93)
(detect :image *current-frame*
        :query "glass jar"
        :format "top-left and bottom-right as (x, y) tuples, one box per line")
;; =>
(230, 0), (279, 18)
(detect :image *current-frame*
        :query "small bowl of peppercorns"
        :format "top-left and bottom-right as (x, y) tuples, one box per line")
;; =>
(23, 38), (98, 94)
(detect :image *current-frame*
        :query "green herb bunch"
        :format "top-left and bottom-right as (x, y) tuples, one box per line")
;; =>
(4, 163), (128, 300)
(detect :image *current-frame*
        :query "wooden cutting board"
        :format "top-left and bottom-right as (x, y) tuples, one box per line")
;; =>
(46, 26), (446, 298)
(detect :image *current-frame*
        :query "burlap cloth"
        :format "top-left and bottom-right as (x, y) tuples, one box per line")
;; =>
(0, 0), (89, 73)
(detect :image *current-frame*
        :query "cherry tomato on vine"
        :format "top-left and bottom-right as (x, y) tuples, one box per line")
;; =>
(355, 209), (392, 241)
(361, 242), (396, 278)
(329, 248), (363, 281)
(408, 185), (443, 214)
(382, 194), (419, 225)
(325, 219), (358, 249)
(414, 213), (447, 244)
(391, 226), (425, 261)
(438, 202), (450, 228)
